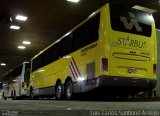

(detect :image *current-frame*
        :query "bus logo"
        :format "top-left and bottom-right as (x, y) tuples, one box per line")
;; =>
(120, 12), (142, 32)
(69, 57), (81, 81)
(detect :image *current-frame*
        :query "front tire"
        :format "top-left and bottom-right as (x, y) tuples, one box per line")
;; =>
(65, 81), (73, 100)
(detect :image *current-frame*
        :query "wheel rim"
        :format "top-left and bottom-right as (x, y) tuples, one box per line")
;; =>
(66, 82), (72, 99)
(3, 92), (5, 99)
(11, 91), (13, 98)
(56, 83), (62, 99)
(30, 90), (34, 99)
(14, 91), (16, 99)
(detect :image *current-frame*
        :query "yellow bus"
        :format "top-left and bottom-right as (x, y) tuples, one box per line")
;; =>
(29, 3), (157, 99)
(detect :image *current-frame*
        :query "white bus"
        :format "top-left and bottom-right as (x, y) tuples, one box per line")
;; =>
(2, 62), (30, 100)
(0, 82), (2, 99)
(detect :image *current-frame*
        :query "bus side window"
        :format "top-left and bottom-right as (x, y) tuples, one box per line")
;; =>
(72, 13), (100, 51)
(60, 35), (73, 57)
(24, 69), (30, 87)
(32, 59), (38, 72)
(31, 13), (100, 72)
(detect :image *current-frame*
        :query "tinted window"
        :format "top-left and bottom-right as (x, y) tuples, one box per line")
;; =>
(110, 5), (153, 37)
(3, 64), (23, 81)
(32, 13), (100, 72)
(32, 58), (38, 72)
(72, 13), (100, 50)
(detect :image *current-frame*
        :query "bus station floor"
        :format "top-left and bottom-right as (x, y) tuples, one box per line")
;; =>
(0, 98), (160, 116)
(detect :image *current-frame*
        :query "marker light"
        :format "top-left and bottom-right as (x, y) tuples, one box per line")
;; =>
(153, 64), (156, 75)
(101, 58), (108, 71)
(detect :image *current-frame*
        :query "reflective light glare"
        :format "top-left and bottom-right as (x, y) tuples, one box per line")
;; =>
(77, 77), (85, 81)
(23, 41), (31, 45)
(10, 25), (20, 30)
(38, 70), (44, 72)
(18, 46), (26, 49)
(65, 32), (71, 37)
(132, 5), (156, 14)
(89, 12), (96, 18)
(63, 56), (71, 59)
(67, 0), (80, 3)
(10, 17), (12, 22)
(16, 15), (27, 21)
(1, 63), (6, 66)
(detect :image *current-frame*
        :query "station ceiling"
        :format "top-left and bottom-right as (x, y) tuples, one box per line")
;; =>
(0, 0), (159, 77)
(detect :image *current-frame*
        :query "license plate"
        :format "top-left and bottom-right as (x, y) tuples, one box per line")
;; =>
(128, 67), (137, 73)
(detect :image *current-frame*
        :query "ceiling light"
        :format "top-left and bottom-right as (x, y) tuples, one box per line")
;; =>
(10, 25), (20, 30)
(16, 15), (27, 21)
(0, 63), (6, 66)
(67, 0), (80, 3)
(23, 41), (31, 45)
(18, 46), (26, 49)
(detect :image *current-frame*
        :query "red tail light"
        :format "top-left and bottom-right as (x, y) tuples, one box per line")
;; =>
(101, 58), (108, 71)
(153, 64), (156, 75)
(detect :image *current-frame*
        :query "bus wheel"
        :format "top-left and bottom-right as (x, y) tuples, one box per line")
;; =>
(2, 92), (7, 100)
(30, 88), (34, 100)
(11, 90), (13, 98)
(55, 82), (63, 100)
(13, 90), (16, 100)
(65, 81), (73, 100)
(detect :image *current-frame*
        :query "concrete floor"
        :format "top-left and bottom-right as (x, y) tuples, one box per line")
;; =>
(0, 99), (160, 116)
